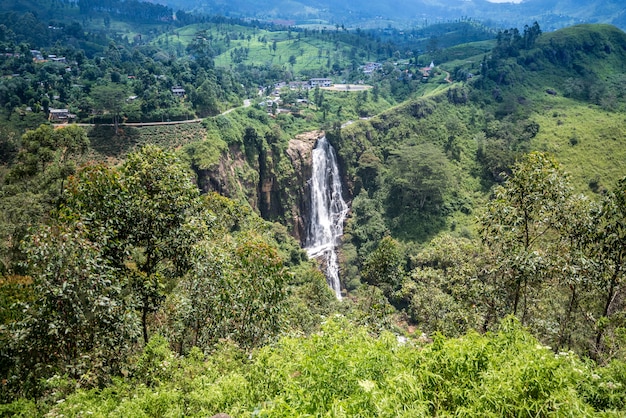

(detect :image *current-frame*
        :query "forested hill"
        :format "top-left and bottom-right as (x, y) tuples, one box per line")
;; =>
(335, 22), (626, 242)
(163, 0), (626, 30)
(1, 8), (626, 415)
(322, 22), (626, 361)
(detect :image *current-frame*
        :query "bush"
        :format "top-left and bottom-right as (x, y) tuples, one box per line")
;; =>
(23, 317), (626, 416)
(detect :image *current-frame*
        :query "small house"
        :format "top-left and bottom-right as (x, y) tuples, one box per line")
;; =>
(171, 86), (186, 97)
(48, 108), (70, 121)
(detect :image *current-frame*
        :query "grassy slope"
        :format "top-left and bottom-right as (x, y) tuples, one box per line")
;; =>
(154, 23), (381, 75)
(511, 24), (626, 193)
(531, 97), (626, 194)
(449, 24), (626, 195)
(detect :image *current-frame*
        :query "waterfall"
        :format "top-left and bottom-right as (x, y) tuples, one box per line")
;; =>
(305, 136), (348, 300)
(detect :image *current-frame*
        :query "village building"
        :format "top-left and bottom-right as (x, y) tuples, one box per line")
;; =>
(309, 78), (332, 88)
(48, 108), (75, 121)
(420, 61), (436, 79)
(47, 55), (66, 63)
(30, 50), (44, 61)
(362, 62), (382, 74)
(171, 86), (185, 97)
(289, 81), (310, 90)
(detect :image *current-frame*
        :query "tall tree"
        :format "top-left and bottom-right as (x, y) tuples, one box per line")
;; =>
(592, 178), (626, 359)
(361, 236), (404, 298)
(386, 143), (453, 214)
(63, 146), (205, 343)
(1, 125), (88, 273)
(7, 225), (137, 396)
(478, 151), (601, 348)
(91, 84), (127, 133)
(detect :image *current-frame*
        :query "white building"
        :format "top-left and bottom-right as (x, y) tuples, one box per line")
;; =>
(309, 78), (332, 88)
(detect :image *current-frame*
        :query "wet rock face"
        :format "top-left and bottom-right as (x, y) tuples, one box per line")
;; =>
(286, 131), (323, 242)
(194, 131), (324, 242)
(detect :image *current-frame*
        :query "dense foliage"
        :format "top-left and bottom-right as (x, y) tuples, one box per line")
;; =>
(1, 2), (626, 414)
(4, 317), (625, 416)
(0, 145), (336, 402)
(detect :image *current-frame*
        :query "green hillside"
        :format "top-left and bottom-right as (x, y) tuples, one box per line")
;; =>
(317, 24), (626, 358)
(152, 22), (402, 77)
(331, 23), (626, 243)
(2, 11), (626, 415)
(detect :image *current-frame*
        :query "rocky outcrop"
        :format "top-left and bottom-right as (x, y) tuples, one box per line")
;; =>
(285, 130), (323, 242)
(194, 130), (324, 243)
(195, 144), (259, 209)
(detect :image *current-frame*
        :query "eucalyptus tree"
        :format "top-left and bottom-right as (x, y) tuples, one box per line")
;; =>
(63, 146), (206, 343)
(591, 178), (626, 359)
(480, 152), (574, 321)
(478, 152), (617, 354)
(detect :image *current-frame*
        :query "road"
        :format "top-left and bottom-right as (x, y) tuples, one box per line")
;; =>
(66, 99), (252, 128)
(221, 99), (251, 115)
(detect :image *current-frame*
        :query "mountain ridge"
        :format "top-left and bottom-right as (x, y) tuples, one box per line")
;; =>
(161, 0), (626, 30)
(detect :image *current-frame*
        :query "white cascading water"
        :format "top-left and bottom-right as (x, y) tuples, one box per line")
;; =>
(305, 136), (348, 300)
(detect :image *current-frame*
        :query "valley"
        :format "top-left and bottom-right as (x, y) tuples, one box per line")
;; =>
(0, 0), (626, 416)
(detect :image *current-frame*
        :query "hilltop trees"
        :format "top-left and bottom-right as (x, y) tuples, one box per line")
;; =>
(492, 22), (541, 59)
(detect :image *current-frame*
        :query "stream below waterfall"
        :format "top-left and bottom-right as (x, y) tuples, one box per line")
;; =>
(305, 136), (348, 300)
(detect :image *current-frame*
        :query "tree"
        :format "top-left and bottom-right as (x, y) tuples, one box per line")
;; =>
(401, 235), (489, 337)
(91, 84), (128, 133)
(63, 146), (205, 343)
(591, 178), (626, 359)
(361, 236), (404, 298)
(386, 143), (453, 214)
(1, 125), (89, 273)
(173, 232), (288, 351)
(345, 191), (387, 260)
(480, 152), (576, 322)
(8, 124), (88, 181)
(7, 225), (137, 396)
(479, 153), (626, 357)
(190, 79), (220, 117)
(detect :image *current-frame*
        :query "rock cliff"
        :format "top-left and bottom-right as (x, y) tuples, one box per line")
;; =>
(195, 130), (324, 243)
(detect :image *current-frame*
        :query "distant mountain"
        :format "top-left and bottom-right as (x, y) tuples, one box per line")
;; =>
(163, 0), (626, 30)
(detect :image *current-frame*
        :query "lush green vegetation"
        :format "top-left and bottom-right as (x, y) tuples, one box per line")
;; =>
(4, 317), (626, 416)
(324, 22), (626, 368)
(1, 0), (626, 414)
(0, 144), (337, 401)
